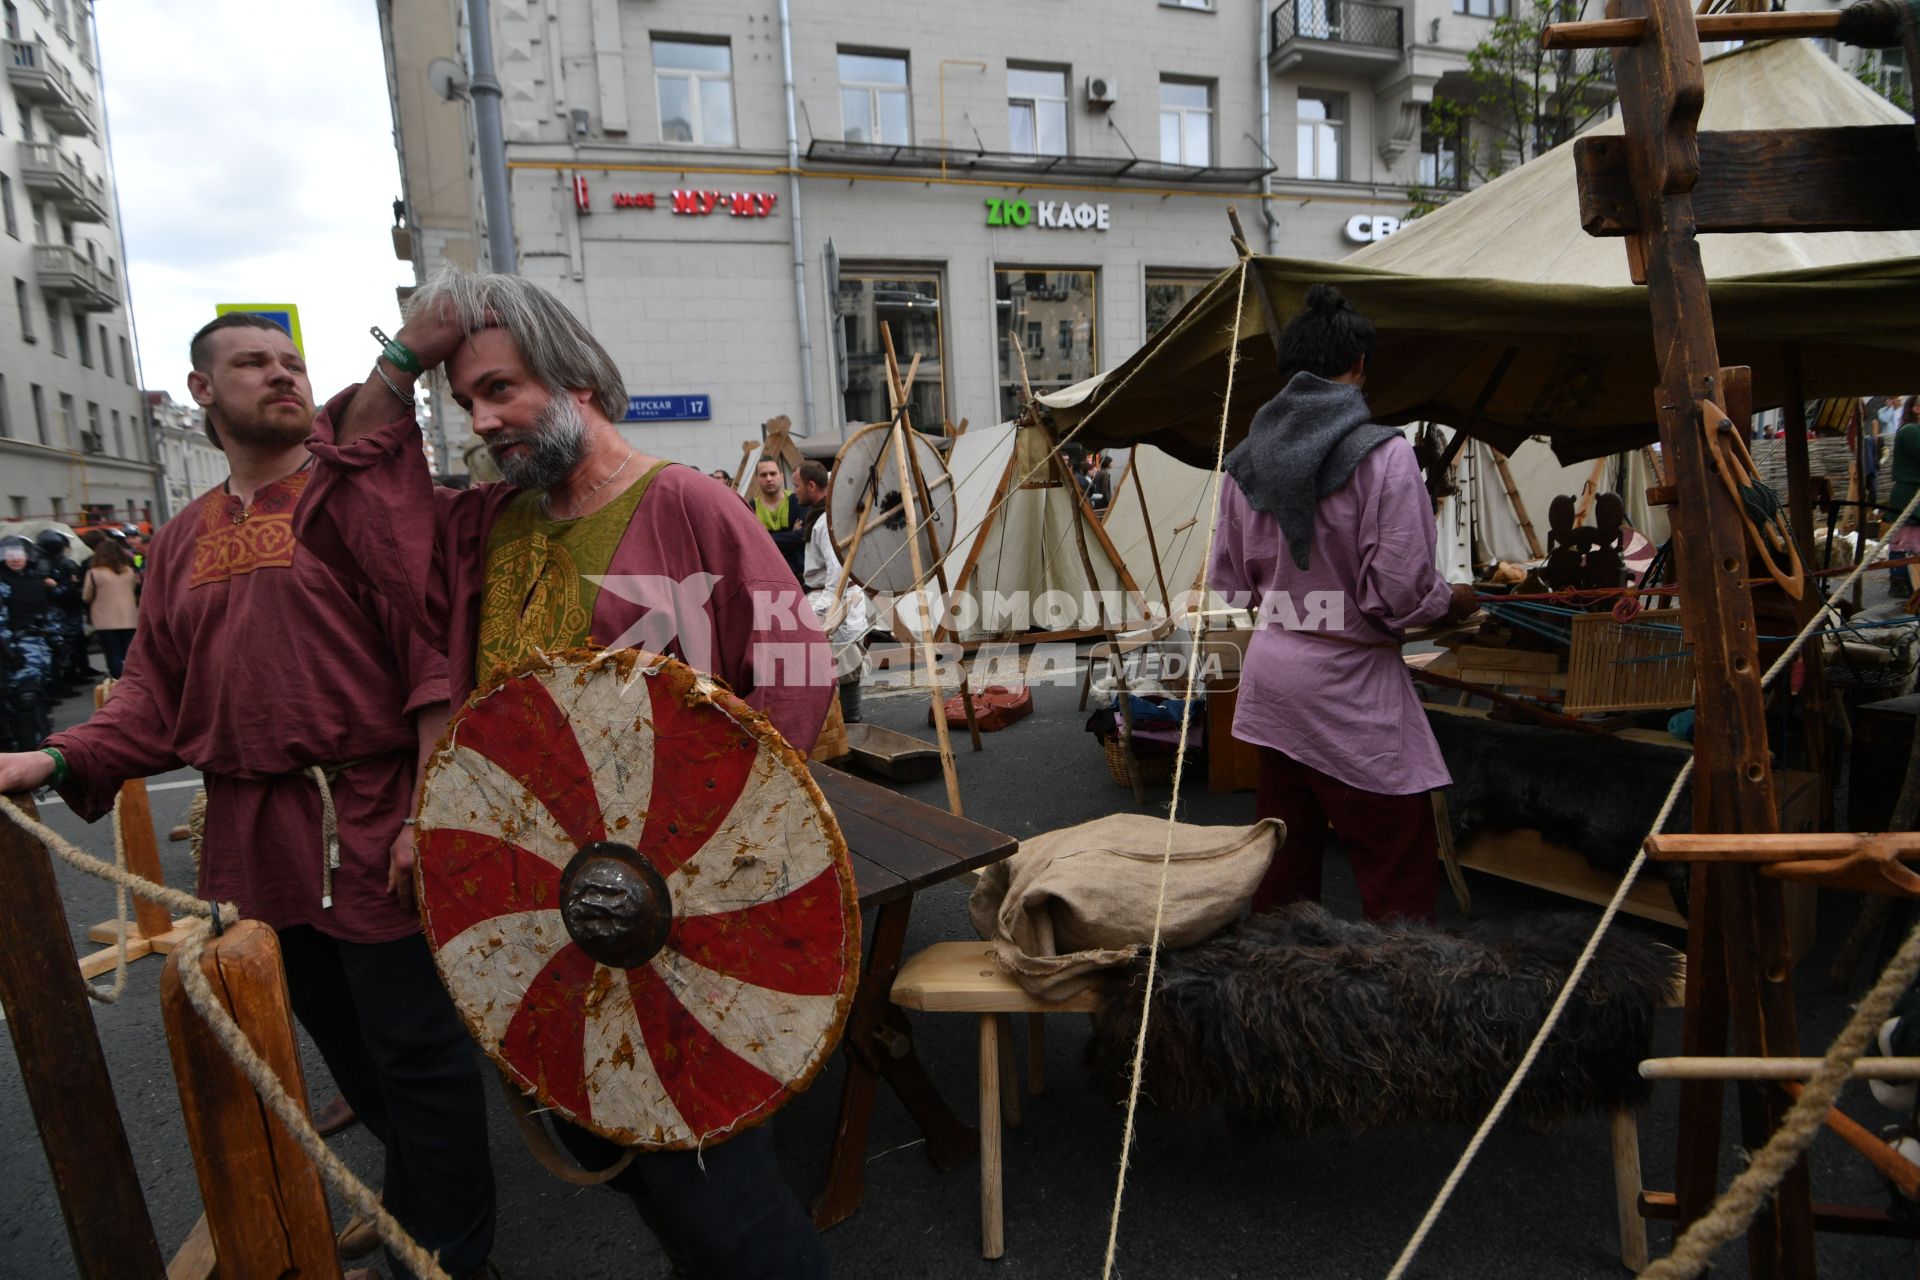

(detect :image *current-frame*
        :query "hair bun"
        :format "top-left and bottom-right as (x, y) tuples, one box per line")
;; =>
(1304, 284), (1349, 315)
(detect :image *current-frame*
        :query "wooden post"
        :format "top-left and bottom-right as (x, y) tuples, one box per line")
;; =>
(1127, 452), (1173, 608)
(1491, 450), (1545, 561)
(881, 324), (983, 756)
(978, 1013), (1004, 1260)
(159, 920), (340, 1280)
(1610, 0), (1811, 1270)
(0, 793), (165, 1279)
(1780, 348), (1832, 831)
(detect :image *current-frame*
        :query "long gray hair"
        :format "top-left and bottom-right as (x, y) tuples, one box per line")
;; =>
(406, 264), (628, 422)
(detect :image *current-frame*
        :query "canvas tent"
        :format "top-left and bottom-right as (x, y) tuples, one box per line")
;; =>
(937, 419), (1143, 642)
(1039, 40), (1920, 466)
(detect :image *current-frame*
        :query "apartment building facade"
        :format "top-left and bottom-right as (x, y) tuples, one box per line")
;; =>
(383, 0), (1566, 472)
(145, 389), (222, 515)
(1, 0), (155, 527)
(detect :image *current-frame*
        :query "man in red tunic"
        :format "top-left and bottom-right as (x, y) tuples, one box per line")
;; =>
(0, 313), (496, 1280)
(296, 266), (833, 1279)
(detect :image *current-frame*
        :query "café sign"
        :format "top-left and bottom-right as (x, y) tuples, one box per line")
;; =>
(985, 198), (1111, 231)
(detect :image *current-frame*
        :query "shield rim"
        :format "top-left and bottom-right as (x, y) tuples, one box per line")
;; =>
(826, 421), (953, 595)
(415, 646), (862, 1150)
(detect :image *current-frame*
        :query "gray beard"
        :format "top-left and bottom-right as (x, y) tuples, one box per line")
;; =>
(498, 393), (588, 491)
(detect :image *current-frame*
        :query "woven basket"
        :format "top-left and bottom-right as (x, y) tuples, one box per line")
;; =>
(1102, 734), (1176, 788)
(1564, 608), (1695, 713)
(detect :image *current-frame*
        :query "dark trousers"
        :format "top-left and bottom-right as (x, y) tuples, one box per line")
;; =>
(97, 628), (133, 678)
(1253, 746), (1438, 923)
(278, 927), (496, 1278)
(554, 1118), (828, 1279)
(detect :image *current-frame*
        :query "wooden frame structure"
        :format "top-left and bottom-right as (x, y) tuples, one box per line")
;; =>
(1544, 0), (1920, 1270)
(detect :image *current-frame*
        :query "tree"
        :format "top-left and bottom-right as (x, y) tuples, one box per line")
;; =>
(1855, 50), (1912, 114)
(1408, 0), (1618, 218)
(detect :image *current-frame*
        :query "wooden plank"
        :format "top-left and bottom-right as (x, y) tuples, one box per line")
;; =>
(0, 792), (166, 1279)
(979, 1014), (1005, 1260)
(1644, 1057), (1920, 1081)
(812, 764), (1018, 867)
(1574, 127), (1920, 237)
(93, 681), (177, 941)
(847, 848), (909, 909)
(1645, 831), (1920, 860)
(1781, 349), (1833, 832)
(159, 921), (339, 1280)
(1545, 9), (1853, 50)
(1455, 830), (1688, 929)
(164, 1214), (216, 1280)
(892, 941), (1101, 1014)
(77, 937), (155, 980)
(1612, 1107), (1649, 1274)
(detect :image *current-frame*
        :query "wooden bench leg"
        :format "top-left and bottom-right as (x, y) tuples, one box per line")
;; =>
(1612, 1105), (1649, 1273)
(996, 1013), (1021, 1130)
(1027, 1013), (1046, 1097)
(980, 1013), (1005, 1260)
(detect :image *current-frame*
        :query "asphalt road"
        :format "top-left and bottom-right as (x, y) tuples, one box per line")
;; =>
(2, 670), (1916, 1279)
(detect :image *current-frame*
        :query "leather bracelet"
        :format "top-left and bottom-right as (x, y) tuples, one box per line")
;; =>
(40, 746), (68, 787)
(370, 325), (423, 375)
(373, 362), (415, 407)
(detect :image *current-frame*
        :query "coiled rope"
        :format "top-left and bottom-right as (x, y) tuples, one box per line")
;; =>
(0, 794), (450, 1280)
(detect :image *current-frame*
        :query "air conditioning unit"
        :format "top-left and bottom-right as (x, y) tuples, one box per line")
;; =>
(1085, 74), (1117, 109)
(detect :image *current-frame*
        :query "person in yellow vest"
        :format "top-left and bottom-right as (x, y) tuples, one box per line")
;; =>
(751, 456), (807, 580)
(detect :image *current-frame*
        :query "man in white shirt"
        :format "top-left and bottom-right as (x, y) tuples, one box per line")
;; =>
(795, 461), (868, 722)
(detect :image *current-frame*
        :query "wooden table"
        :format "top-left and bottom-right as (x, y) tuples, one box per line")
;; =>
(807, 764), (1021, 1229)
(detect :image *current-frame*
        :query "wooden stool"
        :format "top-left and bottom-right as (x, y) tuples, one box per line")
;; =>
(1611, 965), (1689, 1272)
(891, 941), (1101, 1259)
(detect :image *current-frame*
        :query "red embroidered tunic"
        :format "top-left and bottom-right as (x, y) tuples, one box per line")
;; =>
(48, 466), (448, 942)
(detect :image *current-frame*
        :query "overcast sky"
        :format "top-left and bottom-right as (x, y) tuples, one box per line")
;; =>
(98, 0), (409, 403)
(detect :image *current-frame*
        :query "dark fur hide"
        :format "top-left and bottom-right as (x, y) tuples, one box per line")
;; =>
(1086, 904), (1678, 1137)
(1428, 707), (1693, 893)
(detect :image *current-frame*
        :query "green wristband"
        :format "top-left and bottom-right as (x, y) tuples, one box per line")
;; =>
(40, 746), (68, 787)
(370, 325), (423, 375)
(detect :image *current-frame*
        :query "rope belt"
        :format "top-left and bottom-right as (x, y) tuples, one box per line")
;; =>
(300, 758), (382, 911)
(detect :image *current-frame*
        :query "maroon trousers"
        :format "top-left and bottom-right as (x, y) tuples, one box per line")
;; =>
(1253, 746), (1438, 922)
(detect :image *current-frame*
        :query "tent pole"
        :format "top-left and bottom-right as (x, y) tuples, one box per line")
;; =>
(1225, 207), (1285, 358)
(1491, 450), (1545, 560)
(1128, 451), (1173, 608)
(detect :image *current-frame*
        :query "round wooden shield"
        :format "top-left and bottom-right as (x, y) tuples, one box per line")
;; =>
(414, 649), (860, 1149)
(828, 422), (955, 595)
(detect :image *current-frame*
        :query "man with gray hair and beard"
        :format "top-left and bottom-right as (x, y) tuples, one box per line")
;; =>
(295, 266), (833, 1279)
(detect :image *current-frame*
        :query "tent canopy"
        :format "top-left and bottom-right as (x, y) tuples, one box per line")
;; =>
(1042, 41), (1920, 466)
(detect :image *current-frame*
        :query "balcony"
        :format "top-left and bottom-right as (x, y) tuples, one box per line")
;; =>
(33, 243), (118, 312)
(1270, 0), (1405, 76)
(18, 142), (109, 223)
(4, 38), (96, 136)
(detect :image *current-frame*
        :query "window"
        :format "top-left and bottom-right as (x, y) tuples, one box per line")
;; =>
(1879, 48), (1911, 108)
(1159, 79), (1212, 166)
(1297, 92), (1345, 180)
(1008, 66), (1069, 157)
(110, 407), (121, 455)
(1453, 0), (1510, 15)
(49, 301), (65, 355)
(14, 277), (32, 341)
(100, 325), (110, 377)
(86, 400), (100, 451)
(3, 2), (17, 42)
(30, 200), (45, 242)
(835, 269), (945, 431)
(840, 51), (910, 146)
(58, 391), (75, 447)
(0, 174), (14, 238)
(1163, 0), (1215, 7)
(994, 267), (1096, 419)
(1419, 130), (1459, 187)
(16, 96), (31, 142)
(1145, 269), (1213, 338)
(8, 497), (23, 519)
(30, 383), (46, 444)
(119, 335), (132, 384)
(75, 314), (90, 367)
(652, 39), (735, 146)
(0, 373), (8, 438)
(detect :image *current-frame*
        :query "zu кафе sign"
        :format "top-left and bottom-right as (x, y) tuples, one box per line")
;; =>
(986, 198), (1111, 231)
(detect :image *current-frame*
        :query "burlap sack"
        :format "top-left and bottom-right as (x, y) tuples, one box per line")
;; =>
(967, 814), (1283, 1000)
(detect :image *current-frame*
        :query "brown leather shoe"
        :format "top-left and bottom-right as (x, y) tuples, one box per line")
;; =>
(312, 1094), (358, 1137)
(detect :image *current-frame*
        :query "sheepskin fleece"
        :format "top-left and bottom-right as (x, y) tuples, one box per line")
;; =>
(1086, 904), (1678, 1135)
